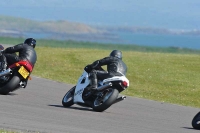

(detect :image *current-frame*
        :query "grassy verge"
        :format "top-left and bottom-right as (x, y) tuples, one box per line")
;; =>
(0, 130), (20, 133)
(0, 130), (13, 133)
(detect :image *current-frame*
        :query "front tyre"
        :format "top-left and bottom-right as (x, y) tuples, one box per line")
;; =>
(93, 88), (119, 112)
(192, 112), (200, 129)
(62, 86), (75, 107)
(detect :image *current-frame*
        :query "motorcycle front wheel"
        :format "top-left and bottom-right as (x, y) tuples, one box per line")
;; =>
(93, 88), (119, 112)
(192, 111), (200, 129)
(62, 86), (75, 107)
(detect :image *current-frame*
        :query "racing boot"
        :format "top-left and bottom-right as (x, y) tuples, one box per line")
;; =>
(89, 70), (98, 89)
(84, 71), (98, 98)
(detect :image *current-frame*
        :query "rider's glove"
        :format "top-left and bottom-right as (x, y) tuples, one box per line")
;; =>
(91, 60), (99, 69)
(84, 64), (92, 73)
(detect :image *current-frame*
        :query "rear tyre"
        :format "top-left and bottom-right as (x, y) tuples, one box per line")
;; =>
(192, 112), (200, 129)
(0, 73), (21, 95)
(62, 86), (75, 107)
(93, 88), (119, 112)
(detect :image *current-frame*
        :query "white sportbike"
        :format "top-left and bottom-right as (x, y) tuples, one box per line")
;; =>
(62, 66), (129, 112)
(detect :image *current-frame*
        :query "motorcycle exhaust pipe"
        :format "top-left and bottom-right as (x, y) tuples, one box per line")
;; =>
(113, 96), (126, 104)
(0, 68), (12, 77)
(96, 82), (112, 91)
(19, 81), (26, 88)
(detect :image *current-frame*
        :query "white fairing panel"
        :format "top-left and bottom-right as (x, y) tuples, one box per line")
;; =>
(103, 76), (129, 87)
(74, 70), (90, 103)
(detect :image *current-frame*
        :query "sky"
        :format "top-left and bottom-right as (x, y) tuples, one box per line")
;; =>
(0, 0), (200, 29)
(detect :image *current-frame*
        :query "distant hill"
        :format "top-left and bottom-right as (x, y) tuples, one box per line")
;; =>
(0, 15), (104, 35)
(1, 15), (200, 46)
(1, 15), (200, 37)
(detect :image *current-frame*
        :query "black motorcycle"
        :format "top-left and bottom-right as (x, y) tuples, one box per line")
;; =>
(0, 44), (34, 95)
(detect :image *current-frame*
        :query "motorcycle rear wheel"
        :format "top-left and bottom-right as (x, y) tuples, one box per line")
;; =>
(192, 111), (200, 129)
(93, 88), (119, 112)
(0, 73), (20, 95)
(62, 86), (75, 107)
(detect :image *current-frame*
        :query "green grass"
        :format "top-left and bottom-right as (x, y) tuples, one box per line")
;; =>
(1, 36), (200, 108)
(0, 131), (13, 133)
(123, 52), (200, 107)
(0, 129), (20, 133)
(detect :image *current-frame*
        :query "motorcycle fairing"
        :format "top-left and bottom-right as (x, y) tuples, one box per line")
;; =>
(9, 61), (33, 72)
(74, 70), (90, 103)
(103, 76), (129, 87)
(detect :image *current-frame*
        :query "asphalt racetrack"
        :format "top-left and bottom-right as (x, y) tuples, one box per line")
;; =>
(0, 76), (199, 133)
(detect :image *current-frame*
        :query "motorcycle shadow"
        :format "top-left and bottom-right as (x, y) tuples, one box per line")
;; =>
(182, 127), (200, 130)
(48, 104), (95, 112)
(0, 92), (18, 96)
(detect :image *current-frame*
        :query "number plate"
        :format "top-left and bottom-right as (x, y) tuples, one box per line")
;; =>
(18, 66), (29, 79)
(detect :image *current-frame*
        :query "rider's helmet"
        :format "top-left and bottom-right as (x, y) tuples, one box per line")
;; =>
(110, 50), (122, 59)
(24, 38), (36, 48)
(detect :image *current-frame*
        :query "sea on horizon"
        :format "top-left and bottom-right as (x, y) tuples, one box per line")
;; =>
(24, 31), (200, 50)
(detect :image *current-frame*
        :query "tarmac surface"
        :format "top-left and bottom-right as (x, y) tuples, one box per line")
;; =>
(0, 76), (199, 133)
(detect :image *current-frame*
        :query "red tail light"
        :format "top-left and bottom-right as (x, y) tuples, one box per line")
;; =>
(122, 81), (128, 87)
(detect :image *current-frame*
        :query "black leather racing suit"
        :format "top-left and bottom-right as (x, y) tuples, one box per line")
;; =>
(89, 56), (127, 89)
(4, 43), (37, 67)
